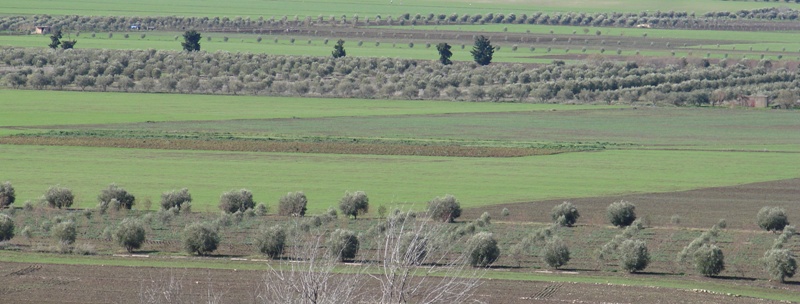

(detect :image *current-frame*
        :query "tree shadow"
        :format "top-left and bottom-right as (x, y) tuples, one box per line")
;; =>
(712, 275), (757, 282)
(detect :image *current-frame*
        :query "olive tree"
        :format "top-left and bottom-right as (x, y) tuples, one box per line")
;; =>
(183, 223), (219, 255)
(551, 202), (580, 227)
(256, 225), (287, 259)
(427, 194), (462, 223)
(694, 244), (725, 277)
(114, 218), (146, 253)
(0, 214), (14, 241)
(466, 232), (500, 267)
(52, 220), (77, 245)
(219, 189), (255, 213)
(763, 249), (797, 283)
(607, 200), (637, 227)
(160, 188), (192, 210)
(541, 237), (570, 269)
(757, 206), (789, 232)
(618, 239), (650, 273)
(44, 186), (74, 209)
(339, 191), (369, 220)
(0, 181), (15, 208)
(327, 229), (359, 261)
(278, 191), (307, 217)
(98, 184), (136, 210)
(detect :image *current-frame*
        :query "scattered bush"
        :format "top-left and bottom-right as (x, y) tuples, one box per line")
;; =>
(278, 191), (307, 216)
(0, 214), (14, 241)
(763, 249), (797, 283)
(551, 202), (580, 227)
(541, 237), (570, 269)
(427, 195), (462, 223)
(757, 206), (789, 232)
(466, 232), (500, 267)
(0, 181), (15, 208)
(476, 212), (491, 227)
(183, 223), (220, 256)
(44, 186), (74, 209)
(255, 202), (269, 216)
(114, 218), (146, 253)
(160, 188), (192, 210)
(399, 232), (428, 265)
(501, 208), (510, 217)
(256, 225), (287, 259)
(98, 184), (136, 210)
(377, 205), (387, 219)
(219, 189), (255, 213)
(339, 191), (369, 219)
(693, 244), (725, 277)
(607, 201), (637, 227)
(618, 239), (650, 273)
(52, 221), (77, 245)
(327, 229), (359, 261)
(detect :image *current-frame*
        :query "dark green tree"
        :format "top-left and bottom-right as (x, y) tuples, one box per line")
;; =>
(470, 35), (494, 66)
(437, 42), (452, 65)
(181, 30), (202, 52)
(332, 39), (346, 58)
(48, 30), (62, 49)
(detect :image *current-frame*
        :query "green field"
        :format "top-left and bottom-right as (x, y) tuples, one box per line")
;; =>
(2, 90), (799, 212)
(0, 0), (783, 18)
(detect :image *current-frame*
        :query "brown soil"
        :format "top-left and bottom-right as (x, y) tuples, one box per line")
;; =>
(0, 262), (784, 304)
(465, 178), (800, 230)
(0, 136), (563, 158)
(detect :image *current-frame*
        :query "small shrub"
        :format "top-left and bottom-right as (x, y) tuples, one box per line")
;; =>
(670, 215), (682, 225)
(52, 221), (77, 245)
(0, 214), (14, 241)
(339, 191), (369, 219)
(428, 195), (462, 223)
(618, 239), (650, 273)
(607, 201), (637, 227)
(757, 206), (789, 232)
(74, 243), (96, 255)
(23, 201), (33, 212)
(763, 249), (797, 283)
(477, 212), (491, 226)
(20, 225), (31, 242)
(183, 223), (220, 256)
(328, 229), (359, 261)
(377, 205), (387, 219)
(501, 208), (510, 217)
(399, 232), (427, 265)
(98, 184), (136, 210)
(160, 188), (192, 210)
(256, 225), (287, 259)
(541, 237), (570, 269)
(0, 181), (15, 208)
(101, 226), (114, 241)
(467, 232), (499, 267)
(219, 189), (255, 213)
(255, 203), (269, 216)
(716, 219), (727, 229)
(551, 202), (580, 227)
(44, 186), (74, 209)
(114, 218), (146, 253)
(694, 244), (725, 277)
(278, 191), (307, 216)
(327, 207), (338, 218)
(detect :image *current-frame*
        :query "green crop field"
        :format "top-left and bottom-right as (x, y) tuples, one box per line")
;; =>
(2, 90), (800, 213)
(0, 0), (782, 18)
(3, 145), (800, 213)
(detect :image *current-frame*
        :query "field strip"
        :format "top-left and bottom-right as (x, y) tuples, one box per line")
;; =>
(0, 252), (796, 302)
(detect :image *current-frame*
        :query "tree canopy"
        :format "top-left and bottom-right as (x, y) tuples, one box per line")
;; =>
(181, 30), (201, 52)
(470, 35), (494, 66)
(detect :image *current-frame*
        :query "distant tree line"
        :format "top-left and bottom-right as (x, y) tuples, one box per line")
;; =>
(2, 47), (798, 107)
(2, 8), (800, 34)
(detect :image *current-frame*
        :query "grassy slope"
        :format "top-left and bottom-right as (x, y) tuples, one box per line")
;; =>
(2, 145), (799, 212)
(0, 251), (797, 302)
(0, 0), (782, 17)
(0, 90), (593, 127)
